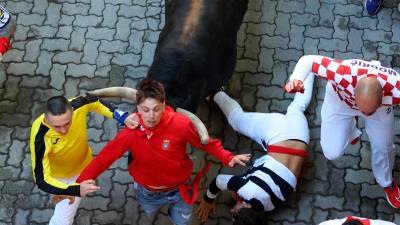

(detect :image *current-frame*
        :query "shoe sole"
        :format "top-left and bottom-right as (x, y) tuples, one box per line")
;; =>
(385, 185), (400, 209)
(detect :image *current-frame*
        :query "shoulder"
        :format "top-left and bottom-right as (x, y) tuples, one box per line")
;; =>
(69, 95), (100, 110)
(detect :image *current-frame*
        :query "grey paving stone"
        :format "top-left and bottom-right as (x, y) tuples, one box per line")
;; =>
(42, 39), (70, 52)
(128, 30), (144, 54)
(303, 37), (320, 55)
(73, 15), (102, 27)
(53, 51), (82, 64)
(62, 2), (90, 15)
(18, 13), (45, 26)
(335, 3), (363, 16)
(86, 27), (115, 41)
(59, 14), (75, 26)
(82, 40), (100, 64)
(319, 38), (347, 52)
(24, 39), (42, 62)
(36, 51), (54, 76)
(277, 0), (305, 14)
(274, 48), (303, 61)
(66, 63), (96, 78)
(102, 4), (119, 28)
(305, 26), (333, 39)
(260, 1), (276, 23)
(333, 16), (349, 40)
(7, 1), (33, 13)
(274, 13), (290, 37)
(29, 25), (57, 39)
(344, 183), (361, 212)
(304, 0), (320, 14)
(7, 139), (24, 166)
(13, 25), (29, 41)
(289, 25), (305, 50)
(115, 17), (131, 41)
(70, 27), (86, 51)
(7, 62), (37, 76)
(74, 209), (93, 225)
(112, 53), (141, 66)
(45, 3), (62, 26)
(80, 196), (110, 211)
(363, 29), (392, 43)
(64, 78), (80, 98)
(50, 64), (67, 90)
(140, 42), (156, 66)
(243, 9), (262, 23)
(377, 9), (392, 32)
(30, 208), (53, 224)
(345, 169), (376, 184)
(2, 49), (24, 63)
(349, 16), (377, 30)
(99, 40), (128, 54)
(32, 0), (47, 14)
(313, 207), (329, 225)
(119, 5), (146, 18)
(247, 22), (275, 36)
(261, 35), (289, 49)
(89, 0), (105, 15)
(319, 3), (334, 27)
(291, 13), (319, 26)
(328, 168), (346, 196)
(13, 209), (29, 225)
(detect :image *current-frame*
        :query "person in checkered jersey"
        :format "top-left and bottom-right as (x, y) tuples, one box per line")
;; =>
(284, 55), (400, 209)
(0, 4), (16, 62)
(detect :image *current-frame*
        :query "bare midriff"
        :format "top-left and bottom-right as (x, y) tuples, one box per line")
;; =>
(268, 140), (307, 178)
(146, 185), (170, 190)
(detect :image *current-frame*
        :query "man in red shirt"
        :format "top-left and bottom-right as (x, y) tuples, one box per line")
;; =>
(77, 79), (251, 225)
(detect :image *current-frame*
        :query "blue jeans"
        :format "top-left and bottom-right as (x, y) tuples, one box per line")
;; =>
(135, 184), (192, 225)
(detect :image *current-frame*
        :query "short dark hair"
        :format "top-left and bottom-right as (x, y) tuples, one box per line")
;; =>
(136, 79), (166, 104)
(45, 96), (72, 116)
(342, 220), (363, 225)
(232, 208), (265, 225)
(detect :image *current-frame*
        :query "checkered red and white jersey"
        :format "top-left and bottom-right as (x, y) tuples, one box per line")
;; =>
(310, 56), (400, 109)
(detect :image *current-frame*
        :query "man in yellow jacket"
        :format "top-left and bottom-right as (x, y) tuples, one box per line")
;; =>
(30, 94), (132, 225)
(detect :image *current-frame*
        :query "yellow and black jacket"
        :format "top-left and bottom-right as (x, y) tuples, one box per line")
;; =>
(30, 95), (115, 196)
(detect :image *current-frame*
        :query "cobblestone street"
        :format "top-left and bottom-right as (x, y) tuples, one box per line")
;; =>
(1, 0), (400, 224)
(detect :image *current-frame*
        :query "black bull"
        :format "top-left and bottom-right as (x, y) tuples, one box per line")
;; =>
(146, 0), (249, 112)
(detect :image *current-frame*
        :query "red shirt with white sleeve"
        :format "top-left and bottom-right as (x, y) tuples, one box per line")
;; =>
(290, 55), (400, 109)
(77, 106), (234, 188)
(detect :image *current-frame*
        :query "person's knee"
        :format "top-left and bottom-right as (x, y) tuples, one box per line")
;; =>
(320, 141), (345, 160)
(170, 210), (192, 225)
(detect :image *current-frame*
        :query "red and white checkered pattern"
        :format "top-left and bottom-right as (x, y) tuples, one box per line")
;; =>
(311, 57), (400, 109)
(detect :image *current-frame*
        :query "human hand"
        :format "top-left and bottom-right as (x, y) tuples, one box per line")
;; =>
(52, 195), (75, 205)
(79, 179), (100, 197)
(230, 201), (251, 214)
(228, 154), (251, 167)
(124, 113), (140, 129)
(283, 79), (304, 93)
(195, 198), (216, 222)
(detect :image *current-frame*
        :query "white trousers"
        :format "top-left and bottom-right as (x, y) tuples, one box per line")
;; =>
(321, 84), (395, 188)
(214, 74), (314, 148)
(49, 175), (81, 225)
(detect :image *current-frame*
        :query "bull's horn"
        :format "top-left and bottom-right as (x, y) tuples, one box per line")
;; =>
(176, 107), (209, 145)
(88, 87), (137, 102)
(88, 87), (209, 144)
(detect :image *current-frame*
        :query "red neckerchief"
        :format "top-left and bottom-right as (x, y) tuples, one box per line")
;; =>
(179, 163), (211, 205)
(346, 216), (371, 225)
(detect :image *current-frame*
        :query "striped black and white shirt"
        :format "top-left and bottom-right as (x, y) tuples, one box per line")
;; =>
(203, 155), (297, 211)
